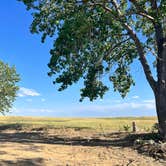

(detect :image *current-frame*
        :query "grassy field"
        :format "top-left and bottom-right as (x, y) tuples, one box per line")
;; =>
(0, 116), (157, 132)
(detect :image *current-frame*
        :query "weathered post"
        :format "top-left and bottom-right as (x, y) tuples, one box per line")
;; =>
(132, 121), (137, 132)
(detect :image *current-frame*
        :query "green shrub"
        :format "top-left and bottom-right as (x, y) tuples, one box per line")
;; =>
(123, 125), (130, 132)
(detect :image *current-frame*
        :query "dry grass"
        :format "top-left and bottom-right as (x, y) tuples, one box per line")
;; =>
(0, 116), (157, 132)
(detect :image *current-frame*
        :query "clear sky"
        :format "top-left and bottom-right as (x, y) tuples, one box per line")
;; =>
(0, 0), (156, 117)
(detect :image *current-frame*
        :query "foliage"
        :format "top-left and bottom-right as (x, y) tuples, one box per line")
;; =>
(151, 123), (159, 133)
(0, 61), (20, 114)
(144, 127), (151, 132)
(123, 124), (131, 132)
(18, 0), (164, 101)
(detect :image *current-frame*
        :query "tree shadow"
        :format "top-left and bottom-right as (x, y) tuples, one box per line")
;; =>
(0, 124), (163, 161)
(0, 130), (160, 147)
(0, 130), (164, 162)
(0, 124), (92, 131)
(0, 158), (44, 166)
(0, 124), (23, 131)
(0, 151), (7, 155)
(0, 118), (165, 165)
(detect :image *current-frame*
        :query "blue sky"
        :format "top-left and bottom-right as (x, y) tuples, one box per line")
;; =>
(0, 0), (156, 117)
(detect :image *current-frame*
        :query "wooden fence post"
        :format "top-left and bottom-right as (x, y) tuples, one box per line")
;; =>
(132, 121), (137, 132)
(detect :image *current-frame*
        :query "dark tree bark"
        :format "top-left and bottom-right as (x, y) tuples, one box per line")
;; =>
(155, 39), (166, 140)
(155, 89), (166, 139)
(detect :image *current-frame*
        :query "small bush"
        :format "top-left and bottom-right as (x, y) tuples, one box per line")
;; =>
(144, 127), (151, 132)
(123, 125), (130, 132)
(151, 123), (159, 133)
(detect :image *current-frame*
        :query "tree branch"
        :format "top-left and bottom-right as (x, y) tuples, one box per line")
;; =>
(77, 0), (157, 91)
(124, 28), (157, 91)
(95, 38), (130, 68)
(129, 0), (148, 14)
(150, 0), (163, 55)
(150, 0), (158, 11)
(109, 0), (157, 91)
(104, 38), (130, 59)
(126, 10), (155, 23)
(128, 0), (155, 23)
(149, 0), (164, 83)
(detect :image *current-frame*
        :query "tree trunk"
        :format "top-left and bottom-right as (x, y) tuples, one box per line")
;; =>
(155, 36), (166, 140)
(155, 86), (166, 140)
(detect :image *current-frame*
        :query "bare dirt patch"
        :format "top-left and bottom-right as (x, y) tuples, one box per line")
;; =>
(0, 126), (165, 166)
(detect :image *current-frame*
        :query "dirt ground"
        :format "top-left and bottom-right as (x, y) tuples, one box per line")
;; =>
(0, 127), (165, 166)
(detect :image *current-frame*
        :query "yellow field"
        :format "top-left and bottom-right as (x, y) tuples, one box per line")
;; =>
(0, 116), (157, 132)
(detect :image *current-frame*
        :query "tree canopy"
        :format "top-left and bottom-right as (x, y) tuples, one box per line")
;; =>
(0, 61), (20, 114)
(19, 0), (165, 101)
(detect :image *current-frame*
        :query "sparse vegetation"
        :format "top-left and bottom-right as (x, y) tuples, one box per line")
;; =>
(151, 123), (159, 133)
(123, 124), (131, 132)
(0, 116), (157, 132)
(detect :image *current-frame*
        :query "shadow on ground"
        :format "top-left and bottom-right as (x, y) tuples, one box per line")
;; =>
(0, 158), (44, 166)
(0, 123), (91, 131)
(0, 130), (160, 147)
(0, 124), (24, 131)
(0, 124), (163, 164)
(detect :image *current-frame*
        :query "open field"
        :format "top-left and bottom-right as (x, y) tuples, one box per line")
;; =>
(0, 116), (158, 131)
(0, 116), (165, 166)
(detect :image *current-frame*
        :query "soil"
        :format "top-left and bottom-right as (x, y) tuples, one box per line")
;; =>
(0, 127), (165, 166)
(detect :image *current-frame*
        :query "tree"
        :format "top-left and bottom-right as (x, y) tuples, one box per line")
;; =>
(19, 0), (166, 139)
(0, 61), (20, 114)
